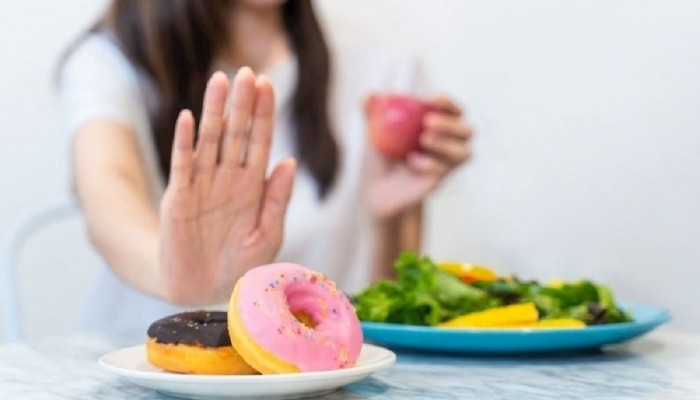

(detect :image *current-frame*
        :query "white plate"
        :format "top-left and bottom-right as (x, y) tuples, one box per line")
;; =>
(99, 343), (395, 400)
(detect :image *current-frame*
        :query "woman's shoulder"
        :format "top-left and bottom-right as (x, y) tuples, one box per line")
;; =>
(59, 32), (138, 87)
(57, 31), (154, 141)
(69, 32), (122, 59)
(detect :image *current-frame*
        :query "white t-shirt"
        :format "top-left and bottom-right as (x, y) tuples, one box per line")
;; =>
(58, 28), (428, 337)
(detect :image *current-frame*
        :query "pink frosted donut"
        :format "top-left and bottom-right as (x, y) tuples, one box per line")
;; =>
(228, 263), (363, 374)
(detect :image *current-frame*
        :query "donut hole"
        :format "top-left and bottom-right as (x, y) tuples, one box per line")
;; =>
(292, 310), (317, 329)
(286, 284), (322, 330)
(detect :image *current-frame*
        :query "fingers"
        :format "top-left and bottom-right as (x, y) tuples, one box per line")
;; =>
(418, 110), (473, 166)
(424, 112), (473, 141)
(428, 95), (463, 117)
(221, 67), (256, 169)
(169, 110), (196, 189)
(403, 101), (473, 176)
(233, 76), (278, 233)
(259, 158), (297, 237)
(194, 72), (229, 175)
(363, 93), (378, 115)
(406, 152), (450, 176)
(420, 131), (472, 165)
(244, 75), (275, 177)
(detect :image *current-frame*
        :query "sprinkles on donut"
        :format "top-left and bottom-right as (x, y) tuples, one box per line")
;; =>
(228, 263), (364, 374)
(146, 264), (364, 375)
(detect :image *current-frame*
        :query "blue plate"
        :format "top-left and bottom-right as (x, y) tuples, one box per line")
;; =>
(361, 303), (670, 354)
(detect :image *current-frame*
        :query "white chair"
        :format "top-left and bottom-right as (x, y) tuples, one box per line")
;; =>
(0, 199), (81, 342)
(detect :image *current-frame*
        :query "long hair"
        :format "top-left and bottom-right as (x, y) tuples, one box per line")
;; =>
(72, 0), (338, 197)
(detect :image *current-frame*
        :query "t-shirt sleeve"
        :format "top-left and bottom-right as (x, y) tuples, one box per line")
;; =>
(57, 35), (141, 138)
(56, 35), (166, 201)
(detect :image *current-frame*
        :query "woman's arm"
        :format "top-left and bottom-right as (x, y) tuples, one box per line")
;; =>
(366, 95), (472, 282)
(370, 203), (422, 282)
(73, 120), (164, 299)
(73, 69), (296, 306)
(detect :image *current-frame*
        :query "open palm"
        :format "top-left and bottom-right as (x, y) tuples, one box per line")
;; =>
(159, 68), (296, 305)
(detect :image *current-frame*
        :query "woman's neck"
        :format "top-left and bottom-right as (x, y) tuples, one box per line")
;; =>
(221, 4), (290, 73)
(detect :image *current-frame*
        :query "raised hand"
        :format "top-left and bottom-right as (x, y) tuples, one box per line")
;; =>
(365, 95), (472, 219)
(159, 67), (296, 305)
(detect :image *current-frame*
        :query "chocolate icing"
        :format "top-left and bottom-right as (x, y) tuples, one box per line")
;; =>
(147, 311), (231, 347)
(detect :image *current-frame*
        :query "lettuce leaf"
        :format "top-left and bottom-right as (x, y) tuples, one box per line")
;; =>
(353, 252), (633, 325)
(354, 252), (496, 325)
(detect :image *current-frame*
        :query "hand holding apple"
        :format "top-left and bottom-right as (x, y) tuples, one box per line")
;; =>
(366, 94), (430, 159)
(364, 94), (472, 219)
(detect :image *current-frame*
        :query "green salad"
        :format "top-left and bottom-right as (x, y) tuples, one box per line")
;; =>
(353, 252), (633, 326)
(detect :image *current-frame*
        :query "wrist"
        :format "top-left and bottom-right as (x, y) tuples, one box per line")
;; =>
(158, 246), (220, 306)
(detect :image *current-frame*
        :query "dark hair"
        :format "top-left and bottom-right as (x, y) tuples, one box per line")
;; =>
(76, 0), (338, 197)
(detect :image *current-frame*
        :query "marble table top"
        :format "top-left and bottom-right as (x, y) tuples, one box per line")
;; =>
(0, 330), (698, 399)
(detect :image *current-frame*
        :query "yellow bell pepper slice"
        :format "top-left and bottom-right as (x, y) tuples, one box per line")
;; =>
(546, 278), (566, 289)
(438, 303), (539, 328)
(507, 318), (586, 329)
(437, 262), (498, 283)
(457, 319), (586, 330)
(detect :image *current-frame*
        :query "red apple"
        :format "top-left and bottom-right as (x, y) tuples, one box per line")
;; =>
(366, 93), (430, 159)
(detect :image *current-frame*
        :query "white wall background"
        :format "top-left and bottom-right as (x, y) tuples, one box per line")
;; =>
(0, 0), (698, 340)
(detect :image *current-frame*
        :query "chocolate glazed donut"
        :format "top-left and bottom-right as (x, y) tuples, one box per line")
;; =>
(148, 311), (231, 347)
(146, 311), (258, 375)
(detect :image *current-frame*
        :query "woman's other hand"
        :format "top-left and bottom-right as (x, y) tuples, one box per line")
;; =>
(365, 95), (472, 219)
(160, 68), (296, 305)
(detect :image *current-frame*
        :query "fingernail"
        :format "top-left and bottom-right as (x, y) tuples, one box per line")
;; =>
(257, 74), (270, 85)
(238, 66), (253, 76)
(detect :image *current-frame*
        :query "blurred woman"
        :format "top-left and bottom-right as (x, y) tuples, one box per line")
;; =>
(58, 0), (472, 335)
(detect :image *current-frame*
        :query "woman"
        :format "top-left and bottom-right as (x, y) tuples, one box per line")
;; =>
(59, 0), (472, 335)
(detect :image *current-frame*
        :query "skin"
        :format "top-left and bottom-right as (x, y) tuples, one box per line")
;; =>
(366, 95), (472, 280)
(73, 2), (472, 305)
(159, 70), (296, 304)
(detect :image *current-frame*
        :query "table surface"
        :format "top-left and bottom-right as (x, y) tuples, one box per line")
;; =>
(0, 330), (699, 400)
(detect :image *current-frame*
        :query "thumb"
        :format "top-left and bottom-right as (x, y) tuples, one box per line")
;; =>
(259, 157), (296, 235)
(363, 93), (378, 116)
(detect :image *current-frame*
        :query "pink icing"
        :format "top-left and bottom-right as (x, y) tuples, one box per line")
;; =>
(236, 263), (363, 372)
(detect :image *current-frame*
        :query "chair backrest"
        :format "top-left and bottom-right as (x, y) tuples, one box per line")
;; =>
(0, 199), (83, 342)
